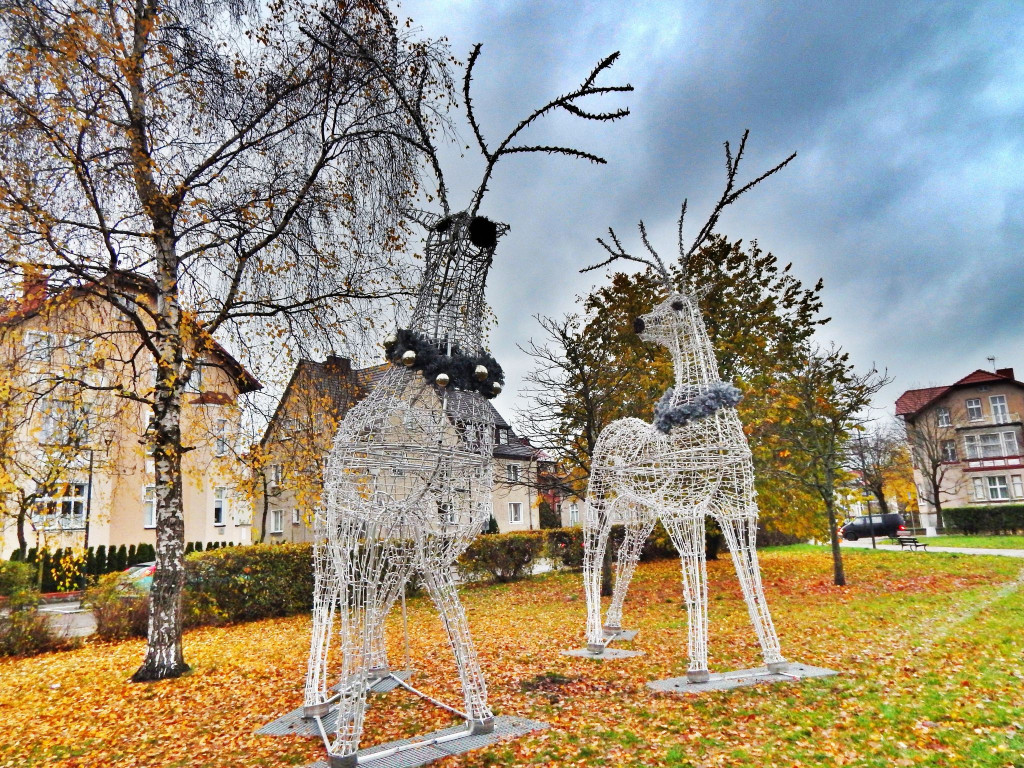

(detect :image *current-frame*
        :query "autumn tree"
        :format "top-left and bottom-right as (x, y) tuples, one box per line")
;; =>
(519, 235), (828, 537)
(769, 346), (890, 586)
(0, 0), (446, 680)
(902, 406), (963, 531)
(845, 418), (918, 518)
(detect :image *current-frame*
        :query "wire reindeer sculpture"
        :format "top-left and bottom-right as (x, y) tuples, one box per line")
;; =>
(578, 133), (795, 684)
(298, 15), (631, 764)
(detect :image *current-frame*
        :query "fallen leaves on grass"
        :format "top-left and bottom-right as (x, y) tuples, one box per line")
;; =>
(1, 548), (1023, 767)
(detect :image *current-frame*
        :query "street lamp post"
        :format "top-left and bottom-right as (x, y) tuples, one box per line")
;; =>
(83, 427), (117, 553)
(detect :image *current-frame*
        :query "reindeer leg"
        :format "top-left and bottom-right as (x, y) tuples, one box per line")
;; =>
(583, 473), (615, 652)
(717, 509), (786, 670)
(305, 509), (341, 712)
(604, 512), (655, 632)
(664, 514), (711, 682)
(420, 560), (494, 731)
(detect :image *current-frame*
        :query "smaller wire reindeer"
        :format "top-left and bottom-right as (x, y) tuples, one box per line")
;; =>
(580, 133), (795, 682)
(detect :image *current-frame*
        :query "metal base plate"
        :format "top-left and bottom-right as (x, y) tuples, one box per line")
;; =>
(603, 628), (638, 642)
(561, 647), (645, 659)
(304, 715), (548, 768)
(647, 662), (838, 694)
(257, 672), (416, 737)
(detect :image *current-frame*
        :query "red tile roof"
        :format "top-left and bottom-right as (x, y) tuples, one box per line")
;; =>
(894, 386), (949, 416)
(895, 368), (1022, 417)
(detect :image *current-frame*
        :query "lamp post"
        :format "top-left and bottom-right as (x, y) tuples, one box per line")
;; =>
(83, 426), (117, 552)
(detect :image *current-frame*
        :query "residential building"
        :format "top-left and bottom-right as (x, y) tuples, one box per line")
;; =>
(0, 271), (260, 558)
(256, 358), (541, 542)
(896, 367), (1024, 530)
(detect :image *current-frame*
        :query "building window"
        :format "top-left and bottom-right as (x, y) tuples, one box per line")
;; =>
(1013, 476), (1024, 499)
(935, 407), (951, 427)
(569, 502), (579, 526)
(40, 399), (91, 446)
(214, 419), (229, 457)
(213, 487), (226, 526)
(143, 486), (156, 528)
(508, 502), (523, 524)
(291, 509), (301, 525)
(987, 476), (1010, 501)
(36, 482), (89, 530)
(990, 395), (1010, 424)
(506, 463), (520, 482)
(270, 509), (283, 534)
(24, 330), (56, 362)
(965, 432), (1021, 459)
(496, 428), (509, 445)
(972, 477), (986, 501)
(186, 364), (204, 393)
(941, 440), (957, 462)
(270, 464), (283, 485)
(965, 398), (983, 421)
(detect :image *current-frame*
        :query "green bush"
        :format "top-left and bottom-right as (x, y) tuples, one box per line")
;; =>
(0, 561), (34, 597)
(185, 543), (314, 624)
(546, 527), (585, 568)
(458, 532), (545, 583)
(0, 587), (73, 656)
(943, 505), (1024, 535)
(84, 572), (149, 641)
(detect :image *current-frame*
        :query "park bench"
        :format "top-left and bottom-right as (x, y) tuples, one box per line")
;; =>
(896, 533), (927, 551)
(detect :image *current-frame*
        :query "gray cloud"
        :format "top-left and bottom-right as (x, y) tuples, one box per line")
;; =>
(398, 0), (1024, 424)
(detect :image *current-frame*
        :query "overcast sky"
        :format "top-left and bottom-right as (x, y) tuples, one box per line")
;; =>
(394, 0), (1024, 429)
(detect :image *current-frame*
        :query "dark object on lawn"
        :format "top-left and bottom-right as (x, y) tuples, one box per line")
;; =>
(840, 513), (904, 541)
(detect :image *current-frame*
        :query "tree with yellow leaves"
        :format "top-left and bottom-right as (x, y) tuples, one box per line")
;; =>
(0, 0), (447, 681)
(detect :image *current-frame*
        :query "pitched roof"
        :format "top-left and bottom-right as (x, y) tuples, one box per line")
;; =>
(267, 355), (539, 461)
(895, 368), (1022, 417)
(1, 270), (261, 394)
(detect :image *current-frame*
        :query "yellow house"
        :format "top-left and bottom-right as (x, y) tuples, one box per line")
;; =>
(0, 271), (260, 558)
(256, 357), (540, 542)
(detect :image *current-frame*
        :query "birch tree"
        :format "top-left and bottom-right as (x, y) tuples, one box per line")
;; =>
(0, 0), (445, 680)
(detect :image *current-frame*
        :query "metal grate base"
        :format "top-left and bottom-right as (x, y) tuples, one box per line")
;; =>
(561, 647), (644, 659)
(257, 705), (340, 737)
(648, 662), (838, 694)
(304, 715), (548, 768)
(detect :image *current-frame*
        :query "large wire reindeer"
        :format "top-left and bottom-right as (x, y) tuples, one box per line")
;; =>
(299, 18), (631, 764)
(579, 134), (795, 684)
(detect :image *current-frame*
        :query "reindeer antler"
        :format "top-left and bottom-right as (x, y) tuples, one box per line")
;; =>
(582, 222), (673, 292)
(466, 46), (632, 215)
(582, 131), (796, 286)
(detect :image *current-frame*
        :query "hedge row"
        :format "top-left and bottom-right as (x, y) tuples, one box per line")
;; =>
(943, 505), (1024, 535)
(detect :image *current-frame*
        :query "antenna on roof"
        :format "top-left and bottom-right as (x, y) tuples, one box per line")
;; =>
(987, 355), (997, 371)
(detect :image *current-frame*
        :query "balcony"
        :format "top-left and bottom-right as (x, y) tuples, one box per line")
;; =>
(957, 412), (1021, 429)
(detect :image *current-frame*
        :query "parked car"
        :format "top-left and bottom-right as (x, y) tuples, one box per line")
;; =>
(840, 513), (905, 541)
(121, 562), (155, 592)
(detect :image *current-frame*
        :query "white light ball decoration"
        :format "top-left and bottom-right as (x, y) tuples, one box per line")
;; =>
(384, 334), (397, 348)
(401, 350), (417, 366)
(474, 365), (488, 382)
(435, 373), (450, 388)
(491, 382), (502, 395)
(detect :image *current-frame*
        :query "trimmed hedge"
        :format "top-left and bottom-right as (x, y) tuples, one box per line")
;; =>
(185, 543), (315, 624)
(458, 532), (546, 583)
(943, 505), (1024, 535)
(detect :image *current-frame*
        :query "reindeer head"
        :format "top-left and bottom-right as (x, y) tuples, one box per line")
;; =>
(633, 291), (701, 352)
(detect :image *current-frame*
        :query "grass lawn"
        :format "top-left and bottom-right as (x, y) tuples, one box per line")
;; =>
(929, 534), (1024, 550)
(1, 545), (1022, 767)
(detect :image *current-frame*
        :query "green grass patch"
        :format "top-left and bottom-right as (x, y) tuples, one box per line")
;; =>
(929, 534), (1024, 549)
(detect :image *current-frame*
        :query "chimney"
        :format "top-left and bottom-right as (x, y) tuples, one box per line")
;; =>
(20, 264), (48, 302)
(997, 367), (1015, 380)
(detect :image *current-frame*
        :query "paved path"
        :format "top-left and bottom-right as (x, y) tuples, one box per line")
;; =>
(36, 600), (97, 638)
(841, 540), (1024, 558)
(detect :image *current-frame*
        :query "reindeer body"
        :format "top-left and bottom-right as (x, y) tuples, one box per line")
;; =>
(305, 214), (505, 761)
(582, 291), (785, 680)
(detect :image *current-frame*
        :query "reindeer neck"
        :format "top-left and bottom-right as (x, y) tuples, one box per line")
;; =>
(667, 306), (722, 403)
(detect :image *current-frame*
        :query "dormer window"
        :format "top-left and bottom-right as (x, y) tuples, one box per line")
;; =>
(935, 407), (951, 427)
